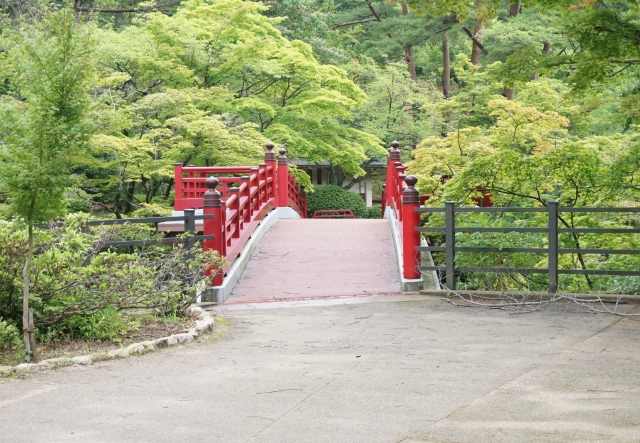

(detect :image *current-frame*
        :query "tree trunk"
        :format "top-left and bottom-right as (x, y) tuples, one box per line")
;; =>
(509, 2), (520, 17)
(401, 2), (417, 80)
(503, 84), (515, 100)
(405, 46), (417, 81)
(470, 24), (484, 66)
(164, 179), (174, 200)
(442, 32), (451, 98)
(22, 220), (35, 361)
(532, 41), (550, 80)
(124, 181), (136, 213)
(470, 20), (484, 65)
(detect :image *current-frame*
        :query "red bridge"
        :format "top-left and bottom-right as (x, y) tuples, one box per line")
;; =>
(166, 141), (429, 303)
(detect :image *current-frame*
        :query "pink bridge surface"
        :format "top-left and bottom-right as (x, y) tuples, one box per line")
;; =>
(227, 219), (401, 303)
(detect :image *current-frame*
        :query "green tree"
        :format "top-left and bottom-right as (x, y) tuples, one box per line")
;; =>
(0, 6), (95, 359)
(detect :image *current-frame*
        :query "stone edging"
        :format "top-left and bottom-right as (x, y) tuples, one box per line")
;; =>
(0, 306), (214, 379)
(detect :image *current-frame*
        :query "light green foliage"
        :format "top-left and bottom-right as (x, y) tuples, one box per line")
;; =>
(348, 59), (439, 153)
(0, 318), (21, 351)
(81, 0), (383, 214)
(0, 214), (225, 332)
(0, 7), (95, 222)
(306, 185), (367, 218)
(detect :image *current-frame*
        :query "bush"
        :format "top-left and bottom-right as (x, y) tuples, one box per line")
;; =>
(39, 306), (138, 343)
(363, 205), (382, 219)
(307, 185), (367, 218)
(0, 216), (226, 348)
(0, 318), (24, 364)
(0, 319), (21, 352)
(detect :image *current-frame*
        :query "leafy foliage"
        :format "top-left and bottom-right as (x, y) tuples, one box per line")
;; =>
(306, 185), (367, 218)
(0, 215), (225, 334)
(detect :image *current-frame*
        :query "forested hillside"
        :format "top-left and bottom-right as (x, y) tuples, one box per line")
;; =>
(2, 0), (640, 215)
(2, 0), (640, 361)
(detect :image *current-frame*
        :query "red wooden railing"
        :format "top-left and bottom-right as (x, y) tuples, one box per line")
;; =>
(381, 141), (421, 280)
(174, 143), (307, 285)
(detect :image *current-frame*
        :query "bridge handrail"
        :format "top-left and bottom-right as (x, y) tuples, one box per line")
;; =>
(381, 141), (422, 280)
(177, 143), (306, 285)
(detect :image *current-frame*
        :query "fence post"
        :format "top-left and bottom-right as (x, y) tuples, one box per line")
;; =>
(445, 201), (456, 290)
(184, 209), (196, 233)
(203, 177), (224, 286)
(265, 143), (277, 201)
(184, 208), (196, 253)
(386, 141), (401, 209)
(548, 201), (559, 293)
(277, 148), (289, 208)
(402, 176), (421, 279)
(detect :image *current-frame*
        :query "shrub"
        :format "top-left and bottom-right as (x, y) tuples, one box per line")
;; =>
(307, 185), (367, 218)
(363, 205), (382, 219)
(0, 216), (226, 346)
(0, 319), (21, 351)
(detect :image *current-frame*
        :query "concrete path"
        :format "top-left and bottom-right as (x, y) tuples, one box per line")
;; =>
(1, 296), (639, 443)
(228, 219), (400, 303)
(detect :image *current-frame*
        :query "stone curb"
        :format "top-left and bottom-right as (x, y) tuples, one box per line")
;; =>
(0, 306), (214, 379)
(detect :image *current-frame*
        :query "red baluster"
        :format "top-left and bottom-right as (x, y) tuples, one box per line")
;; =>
(240, 176), (251, 222)
(258, 163), (268, 205)
(229, 187), (241, 238)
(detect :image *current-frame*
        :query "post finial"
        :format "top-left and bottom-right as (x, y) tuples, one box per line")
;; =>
(206, 177), (219, 189)
(389, 141), (401, 161)
(265, 142), (276, 162)
(403, 175), (420, 205)
(204, 177), (221, 208)
(278, 147), (288, 165)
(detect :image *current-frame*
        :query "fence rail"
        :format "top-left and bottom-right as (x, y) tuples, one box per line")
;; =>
(416, 201), (640, 292)
(380, 140), (640, 291)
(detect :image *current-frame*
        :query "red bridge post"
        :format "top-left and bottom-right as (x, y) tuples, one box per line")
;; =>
(402, 175), (421, 279)
(203, 177), (225, 285)
(386, 141), (401, 210)
(277, 148), (289, 208)
(265, 143), (277, 201)
(174, 163), (183, 203)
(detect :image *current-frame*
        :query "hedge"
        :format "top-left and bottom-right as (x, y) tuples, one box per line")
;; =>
(307, 185), (367, 218)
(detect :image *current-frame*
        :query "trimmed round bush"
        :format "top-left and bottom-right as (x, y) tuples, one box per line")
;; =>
(307, 185), (367, 218)
(363, 205), (382, 219)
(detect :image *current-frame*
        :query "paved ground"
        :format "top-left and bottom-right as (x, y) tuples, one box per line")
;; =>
(1, 295), (639, 443)
(228, 219), (400, 302)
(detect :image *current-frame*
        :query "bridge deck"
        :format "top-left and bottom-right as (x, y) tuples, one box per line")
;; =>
(228, 219), (400, 302)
